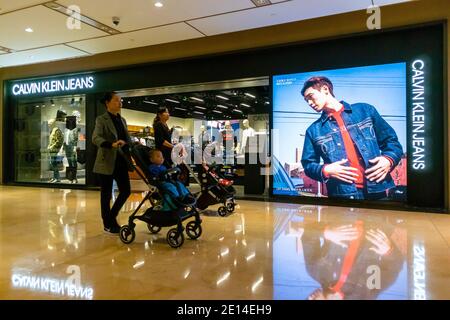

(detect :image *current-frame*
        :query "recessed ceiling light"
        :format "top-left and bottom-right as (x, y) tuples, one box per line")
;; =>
(165, 98), (180, 104)
(193, 111), (204, 115)
(25, 28), (33, 33)
(244, 93), (256, 99)
(240, 103), (251, 108)
(143, 100), (158, 105)
(194, 106), (206, 110)
(190, 97), (204, 102)
(154, 2), (163, 8)
(216, 95), (229, 101)
(216, 105), (228, 109)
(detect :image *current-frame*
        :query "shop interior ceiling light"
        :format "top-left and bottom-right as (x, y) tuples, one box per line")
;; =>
(143, 100), (158, 105)
(165, 98), (180, 103)
(154, 2), (164, 7)
(25, 28), (33, 33)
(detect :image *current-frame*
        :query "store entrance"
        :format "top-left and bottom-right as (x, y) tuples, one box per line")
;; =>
(117, 77), (270, 199)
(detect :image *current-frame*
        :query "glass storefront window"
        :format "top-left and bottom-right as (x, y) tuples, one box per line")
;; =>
(14, 95), (86, 184)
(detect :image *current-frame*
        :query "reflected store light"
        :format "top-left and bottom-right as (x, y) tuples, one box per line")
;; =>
(241, 215), (246, 235)
(246, 252), (256, 262)
(184, 270), (191, 279)
(216, 271), (231, 286)
(220, 248), (229, 257)
(133, 260), (145, 269)
(251, 276), (264, 293)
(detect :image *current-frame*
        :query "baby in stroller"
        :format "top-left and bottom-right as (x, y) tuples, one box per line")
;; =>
(148, 149), (195, 209)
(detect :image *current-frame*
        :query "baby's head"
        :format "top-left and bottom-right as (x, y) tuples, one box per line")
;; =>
(149, 149), (164, 165)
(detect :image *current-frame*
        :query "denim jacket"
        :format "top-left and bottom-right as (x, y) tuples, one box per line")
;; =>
(301, 101), (403, 198)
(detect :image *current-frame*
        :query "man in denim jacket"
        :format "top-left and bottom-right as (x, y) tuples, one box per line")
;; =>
(300, 77), (403, 200)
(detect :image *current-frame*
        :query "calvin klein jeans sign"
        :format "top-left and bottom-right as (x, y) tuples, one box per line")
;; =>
(12, 76), (94, 96)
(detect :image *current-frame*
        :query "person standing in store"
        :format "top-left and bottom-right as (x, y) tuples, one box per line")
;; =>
(92, 92), (132, 234)
(153, 107), (174, 168)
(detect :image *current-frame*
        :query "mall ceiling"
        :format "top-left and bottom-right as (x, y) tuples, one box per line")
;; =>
(122, 85), (270, 120)
(0, 0), (409, 68)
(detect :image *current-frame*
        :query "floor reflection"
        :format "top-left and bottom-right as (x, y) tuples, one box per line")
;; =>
(1, 186), (450, 299)
(273, 205), (408, 300)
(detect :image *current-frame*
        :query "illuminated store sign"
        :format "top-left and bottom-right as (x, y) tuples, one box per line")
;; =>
(12, 76), (94, 96)
(411, 60), (426, 170)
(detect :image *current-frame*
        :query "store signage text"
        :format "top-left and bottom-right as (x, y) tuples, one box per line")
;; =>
(411, 59), (426, 171)
(12, 76), (94, 96)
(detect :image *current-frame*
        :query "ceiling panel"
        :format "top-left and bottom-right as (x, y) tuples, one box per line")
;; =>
(0, 45), (88, 67)
(0, 0), (47, 14)
(56, 0), (256, 32)
(68, 22), (203, 54)
(189, 0), (406, 36)
(0, 5), (107, 50)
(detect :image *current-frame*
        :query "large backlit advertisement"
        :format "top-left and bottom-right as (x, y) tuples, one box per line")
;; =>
(272, 63), (407, 202)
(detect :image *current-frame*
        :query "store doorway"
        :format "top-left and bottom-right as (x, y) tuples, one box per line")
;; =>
(117, 77), (270, 199)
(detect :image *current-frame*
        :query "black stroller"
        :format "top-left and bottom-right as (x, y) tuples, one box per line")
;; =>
(118, 145), (202, 248)
(189, 162), (237, 217)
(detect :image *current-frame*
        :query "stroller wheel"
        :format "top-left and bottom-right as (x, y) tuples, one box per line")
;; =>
(226, 202), (235, 213)
(147, 224), (162, 234)
(119, 225), (136, 244)
(218, 206), (227, 217)
(186, 221), (202, 240)
(167, 228), (184, 248)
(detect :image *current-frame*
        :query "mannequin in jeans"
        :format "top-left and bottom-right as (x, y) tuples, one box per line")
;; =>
(48, 118), (64, 183)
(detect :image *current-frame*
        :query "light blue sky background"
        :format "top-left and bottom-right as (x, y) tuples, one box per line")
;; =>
(273, 63), (407, 165)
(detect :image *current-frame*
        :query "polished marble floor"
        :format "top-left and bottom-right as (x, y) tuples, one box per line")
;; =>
(0, 186), (450, 300)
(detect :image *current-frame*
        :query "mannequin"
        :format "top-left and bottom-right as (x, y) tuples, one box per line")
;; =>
(198, 125), (211, 150)
(48, 118), (64, 183)
(64, 112), (80, 183)
(240, 119), (255, 154)
(220, 121), (236, 165)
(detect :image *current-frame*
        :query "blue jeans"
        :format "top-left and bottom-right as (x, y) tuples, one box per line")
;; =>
(342, 188), (390, 200)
